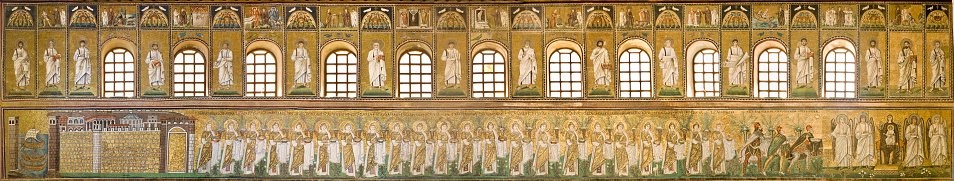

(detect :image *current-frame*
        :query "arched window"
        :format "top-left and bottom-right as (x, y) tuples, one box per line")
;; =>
(103, 48), (135, 97)
(824, 48), (856, 98)
(756, 48), (789, 98)
(398, 50), (433, 98)
(548, 48), (583, 97)
(245, 50), (280, 97)
(324, 50), (358, 97)
(172, 49), (207, 97)
(472, 50), (507, 98)
(690, 49), (720, 97)
(619, 48), (652, 97)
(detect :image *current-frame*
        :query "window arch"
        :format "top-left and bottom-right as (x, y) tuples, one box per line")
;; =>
(754, 40), (789, 98)
(822, 39), (857, 98)
(547, 48), (583, 97)
(472, 50), (507, 98)
(398, 50), (434, 98)
(618, 38), (654, 98)
(686, 40), (720, 97)
(321, 41), (359, 98)
(471, 41), (509, 98)
(103, 48), (135, 97)
(172, 49), (207, 97)
(245, 41), (284, 97)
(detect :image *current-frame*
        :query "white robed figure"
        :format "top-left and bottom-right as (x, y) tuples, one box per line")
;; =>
(659, 40), (679, 87)
(365, 125), (386, 177)
(854, 114), (875, 167)
(146, 44), (165, 87)
(928, 41), (946, 91)
(43, 40), (61, 86)
(12, 42), (31, 89)
(350, 10), (360, 28)
(831, 116), (853, 167)
(725, 40), (749, 86)
(214, 43), (234, 87)
(73, 41), (92, 88)
(897, 41), (917, 91)
(292, 42), (312, 86)
(591, 41), (612, 85)
(441, 42), (461, 85)
(904, 118), (925, 167)
(518, 41), (538, 86)
(928, 115), (948, 165)
(221, 124), (244, 175)
(865, 41), (883, 87)
(794, 39), (814, 85)
(368, 43), (387, 87)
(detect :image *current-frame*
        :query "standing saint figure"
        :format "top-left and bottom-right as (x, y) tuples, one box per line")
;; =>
(855, 114), (876, 167)
(590, 123), (608, 176)
(267, 123), (289, 176)
(482, 122), (499, 175)
(928, 40), (946, 92)
(904, 117), (925, 167)
(898, 41), (917, 92)
(659, 40), (679, 87)
(831, 115), (854, 167)
(368, 43), (387, 88)
(687, 124), (705, 175)
(509, 122), (527, 176)
(388, 123), (405, 175)
(533, 123), (551, 176)
(411, 123), (429, 176)
(442, 42), (461, 86)
(315, 123), (335, 176)
(639, 123), (655, 176)
(146, 43), (165, 89)
(220, 121), (242, 175)
(794, 38), (814, 86)
(865, 40), (883, 88)
(43, 40), (61, 87)
(241, 121), (262, 175)
(434, 123), (452, 175)
(365, 123), (385, 177)
(339, 123), (360, 177)
(928, 115), (948, 165)
(214, 42), (234, 89)
(73, 40), (91, 90)
(458, 123), (478, 175)
(613, 122), (631, 176)
(289, 123), (312, 176)
(196, 123), (218, 173)
(710, 123), (727, 175)
(518, 41), (538, 88)
(725, 39), (749, 86)
(662, 123), (680, 175)
(292, 41), (311, 87)
(12, 41), (30, 91)
(564, 122), (584, 176)
(591, 40), (612, 86)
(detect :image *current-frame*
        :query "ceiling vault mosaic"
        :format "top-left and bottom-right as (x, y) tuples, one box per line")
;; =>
(1, 0), (952, 180)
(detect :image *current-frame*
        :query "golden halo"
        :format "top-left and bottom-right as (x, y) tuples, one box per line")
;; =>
(246, 119), (261, 130)
(223, 119), (238, 130)
(267, 119), (283, 130)
(316, 120), (332, 131)
(388, 121), (405, 131)
(339, 121), (355, 132)
(365, 120), (379, 132)
(508, 118), (524, 132)
(412, 120), (428, 132)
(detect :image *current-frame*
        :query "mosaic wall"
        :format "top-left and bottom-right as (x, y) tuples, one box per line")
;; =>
(0, 2), (950, 100)
(1, 1), (952, 180)
(1, 109), (952, 179)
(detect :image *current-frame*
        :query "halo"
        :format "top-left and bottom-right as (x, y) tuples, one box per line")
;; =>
(663, 37), (674, 44)
(901, 38), (912, 46)
(246, 119), (261, 130)
(316, 119), (332, 131)
(47, 38), (56, 44)
(293, 120), (306, 130)
(339, 121), (355, 131)
(224, 119), (238, 130)
(508, 118), (524, 132)
(412, 120), (428, 132)
(563, 117), (579, 130)
(267, 119), (283, 130)
(437, 121), (451, 130)
(388, 121), (405, 131)
(220, 40), (231, 46)
(151, 41), (160, 48)
(522, 38), (533, 46)
(364, 119), (379, 132)
(446, 39), (457, 46)
(589, 117), (605, 132)
(535, 119), (551, 131)
(869, 39), (878, 45)
(933, 40), (942, 45)
(932, 114), (944, 123)
(640, 119), (655, 131)
(370, 39), (384, 47)
(613, 117), (629, 131)
(483, 120), (497, 130)
(15, 39), (25, 46)
(201, 119), (216, 130)
(460, 121), (474, 131)
(77, 37), (88, 45)
(295, 38), (307, 46)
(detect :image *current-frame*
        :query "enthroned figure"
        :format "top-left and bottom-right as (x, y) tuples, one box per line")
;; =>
(879, 115), (901, 165)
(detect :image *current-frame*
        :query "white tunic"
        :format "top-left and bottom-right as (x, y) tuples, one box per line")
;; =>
(292, 48), (311, 84)
(73, 47), (91, 85)
(854, 122), (875, 166)
(215, 49), (234, 86)
(865, 47), (883, 87)
(44, 48), (61, 85)
(518, 47), (537, 85)
(658, 47), (678, 86)
(441, 48), (461, 85)
(897, 49), (916, 90)
(928, 48), (945, 89)
(725, 45), (748, 85)
(590, 47), (611, 85)
(794, 45), (813, 85)
(367, 48), (387, 87)
(12, 48), (31, 87)
(146, 50), (165, 86)
(929, 122), (948, 165)
(904, 124), (924, 167)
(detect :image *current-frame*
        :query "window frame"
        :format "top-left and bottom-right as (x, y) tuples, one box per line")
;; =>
(397, 49), (434, 98)
(823, 47), (857, 98)
(472, 49), (509, 98)
(618, 48), (654, 98)
(755, 48), (790, 98)
(102, 48), (136, 98)
(689, 48), (721, 97)
(244, 49), (282, 97)
(171, 48), (208, 97)
(323, 50), (359, 98)
(546, 48), (584, 98)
